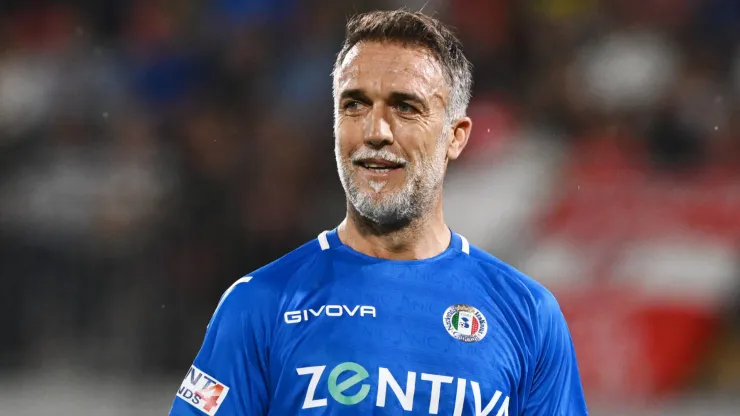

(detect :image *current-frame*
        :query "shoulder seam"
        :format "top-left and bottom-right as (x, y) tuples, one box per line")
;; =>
(465, 253), (532, 288)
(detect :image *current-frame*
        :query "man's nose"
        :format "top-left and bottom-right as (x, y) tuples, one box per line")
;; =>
(363, 105), (393, 148)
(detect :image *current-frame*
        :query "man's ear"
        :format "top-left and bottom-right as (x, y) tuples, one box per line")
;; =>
(447, 117), (472, 160)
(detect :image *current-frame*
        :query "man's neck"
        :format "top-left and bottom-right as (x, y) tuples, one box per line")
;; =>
(337, 205), (451, 261)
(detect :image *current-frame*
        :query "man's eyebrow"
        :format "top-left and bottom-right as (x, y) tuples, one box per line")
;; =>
(339, 89), (370, 102)
(338, 89), (431, 112)
(389, 91), (429, 111)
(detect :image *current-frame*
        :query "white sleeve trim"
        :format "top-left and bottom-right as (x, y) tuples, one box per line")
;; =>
(460, 235), (470, 254)
(209, 276), (253, 328)
(318, 231), (330, 251)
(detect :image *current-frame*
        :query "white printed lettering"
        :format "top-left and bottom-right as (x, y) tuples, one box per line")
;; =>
(295, 363), (510, 415)
(453, 378), (466, 416)
(343, 305), (360, 316)
(421, 373), (454, 414)
(283, 305), (376, 324)
(284, 311), (302, 324)
(376, 367), (416, 411)
(325, 305), (343, 316)
(309, 305), (325, 317)
(360, 305), (376, 317)
(296, 366), (327, 409)
(496, 396), (509, 416)
(472, 381), (501, 416)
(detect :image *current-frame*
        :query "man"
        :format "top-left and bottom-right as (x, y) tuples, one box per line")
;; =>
(170, 9), (588, 416)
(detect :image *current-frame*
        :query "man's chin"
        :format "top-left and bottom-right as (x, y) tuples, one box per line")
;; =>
(355, 188), (402, 205)
(349, 194), (415, 227)
(353, 206), (413, 231)
(356, 180), (406, 195)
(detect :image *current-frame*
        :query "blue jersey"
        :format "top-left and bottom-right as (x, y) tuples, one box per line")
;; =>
(169, 228), (588, 415)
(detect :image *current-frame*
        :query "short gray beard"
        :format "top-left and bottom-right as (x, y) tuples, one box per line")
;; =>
(335, 134), (447, 227)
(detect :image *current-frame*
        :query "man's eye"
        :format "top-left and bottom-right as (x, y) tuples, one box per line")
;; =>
(396, 103), (417, 113)
(342, 100), (362, 111)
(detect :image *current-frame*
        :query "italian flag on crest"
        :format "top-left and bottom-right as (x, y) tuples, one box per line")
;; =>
(451, 310), (479, 336)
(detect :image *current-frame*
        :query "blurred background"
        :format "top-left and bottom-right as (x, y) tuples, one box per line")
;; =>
(1, 0), (739, 414)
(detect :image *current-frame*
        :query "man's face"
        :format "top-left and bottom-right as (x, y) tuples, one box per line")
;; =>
(333, 41), (452, 225)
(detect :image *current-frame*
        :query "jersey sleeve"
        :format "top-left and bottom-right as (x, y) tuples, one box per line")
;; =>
(169, 276), (272, 416)
(523, 290), (589, 415)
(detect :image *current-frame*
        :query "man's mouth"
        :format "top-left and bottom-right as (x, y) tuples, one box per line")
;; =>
(353, 158), (406, 173)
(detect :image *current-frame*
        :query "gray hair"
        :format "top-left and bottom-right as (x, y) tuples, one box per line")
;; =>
(332, 10), (473, 123)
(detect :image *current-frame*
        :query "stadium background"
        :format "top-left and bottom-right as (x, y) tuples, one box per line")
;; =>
(1, 0), (739, 414)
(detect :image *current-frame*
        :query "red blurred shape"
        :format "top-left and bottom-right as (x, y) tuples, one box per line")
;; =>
(534, 139), (739, 402)
(558, 288), (718, 401)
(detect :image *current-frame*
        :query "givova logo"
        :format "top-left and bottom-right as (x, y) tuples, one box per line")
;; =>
(284, 305), (376, 324)
(176, 365), (230, 415)
(297, 362), (509, 415)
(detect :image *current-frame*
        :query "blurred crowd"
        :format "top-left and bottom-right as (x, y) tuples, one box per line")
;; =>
(1, 0), (739, 404)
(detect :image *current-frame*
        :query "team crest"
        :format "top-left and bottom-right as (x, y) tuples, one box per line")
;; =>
(443, 304), (488, 343)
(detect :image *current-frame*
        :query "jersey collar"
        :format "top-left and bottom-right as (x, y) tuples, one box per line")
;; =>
(321, 227), (469, 255)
